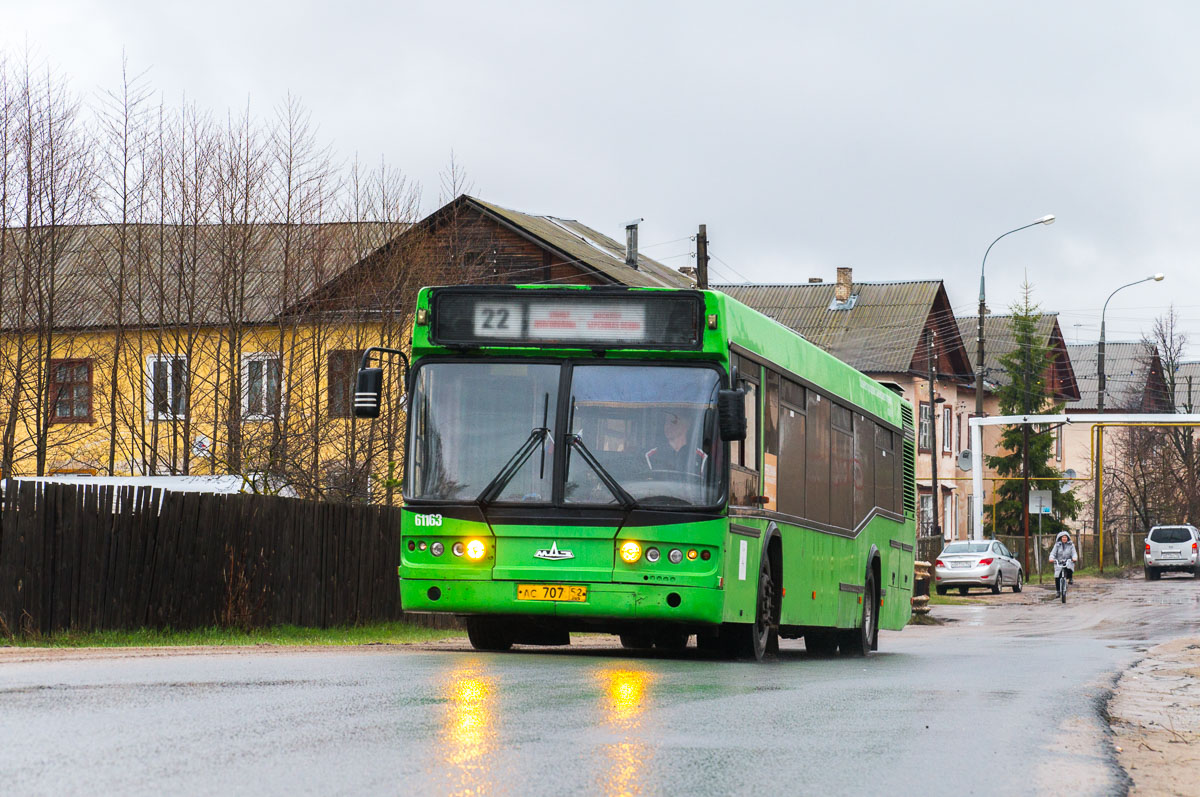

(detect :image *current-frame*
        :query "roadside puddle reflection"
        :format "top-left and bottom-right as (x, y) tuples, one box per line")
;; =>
(597, 666), (656, 797)
(438, 661), (496, 796)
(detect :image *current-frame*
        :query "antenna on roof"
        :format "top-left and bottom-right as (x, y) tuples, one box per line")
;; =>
(625, 218), (642, 269)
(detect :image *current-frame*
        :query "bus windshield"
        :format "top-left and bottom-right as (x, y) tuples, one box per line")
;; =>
(405, 361), (722, 508)
(565, 365), (721, 507)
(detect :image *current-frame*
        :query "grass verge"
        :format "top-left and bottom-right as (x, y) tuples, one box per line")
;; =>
(1, 621), (463, 649)
(928, 593), (976, 606)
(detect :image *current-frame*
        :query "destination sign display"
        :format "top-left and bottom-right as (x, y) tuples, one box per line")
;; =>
(430, 288), (703, 349)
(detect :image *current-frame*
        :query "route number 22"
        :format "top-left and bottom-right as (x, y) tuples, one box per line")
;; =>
(474, 303), (521, 337)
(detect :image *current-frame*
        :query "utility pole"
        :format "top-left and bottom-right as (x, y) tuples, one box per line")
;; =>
(696, 224), (709, 289)
(1022, 423), (1031, 574)
(928, 330), (941, 541)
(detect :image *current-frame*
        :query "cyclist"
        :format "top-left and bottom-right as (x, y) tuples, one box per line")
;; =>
(1049, 531), (1078, 599)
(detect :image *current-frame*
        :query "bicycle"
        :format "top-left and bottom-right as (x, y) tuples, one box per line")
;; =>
(1051, 557), (1075, 603)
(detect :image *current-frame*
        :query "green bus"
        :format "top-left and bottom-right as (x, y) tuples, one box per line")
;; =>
(355, 284), (916, 660)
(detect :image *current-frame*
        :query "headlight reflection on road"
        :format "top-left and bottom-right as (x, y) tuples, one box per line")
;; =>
(597, 667), (655, 797)
(439, 662), (497, 794)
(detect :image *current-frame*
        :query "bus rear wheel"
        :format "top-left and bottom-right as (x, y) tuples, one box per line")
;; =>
(619, 632), (654, 650)
(654, 631), (691, 651)
(838, 569), (878, 657)
(466, 617), (513, 652)
(804, 630), (838, 656)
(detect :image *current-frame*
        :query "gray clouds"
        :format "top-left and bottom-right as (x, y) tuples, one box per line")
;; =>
(3, 0), (1196, 348)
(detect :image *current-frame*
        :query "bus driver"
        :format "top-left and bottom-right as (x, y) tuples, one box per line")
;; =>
(645, 411), (708, 476)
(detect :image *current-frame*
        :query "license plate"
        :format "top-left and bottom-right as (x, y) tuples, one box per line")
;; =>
(1161, 552), (1181, 559)
(517, 584), (588, 602)
(950, 562), (971, 569)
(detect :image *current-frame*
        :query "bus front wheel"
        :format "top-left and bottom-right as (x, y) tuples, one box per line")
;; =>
(467, 617), (513, 652)
(727, 553), (777, 661)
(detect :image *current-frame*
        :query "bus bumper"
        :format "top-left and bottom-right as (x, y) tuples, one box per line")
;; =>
(400, 579), (724, 624)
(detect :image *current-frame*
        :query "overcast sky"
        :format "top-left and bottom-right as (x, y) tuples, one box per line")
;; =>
(4, 0), (1198, 357)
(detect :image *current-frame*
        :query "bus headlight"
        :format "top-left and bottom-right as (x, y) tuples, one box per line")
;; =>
(668, 548), (684, 564)
(466, 540), (486, 560)
(645, 547), (661, 563)
(619, 541), (642, 564)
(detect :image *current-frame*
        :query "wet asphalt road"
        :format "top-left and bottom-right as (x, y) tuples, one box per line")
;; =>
(1, 575), (1197, 797)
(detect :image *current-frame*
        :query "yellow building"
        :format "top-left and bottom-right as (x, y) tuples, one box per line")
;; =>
(0, 196), (691, 500)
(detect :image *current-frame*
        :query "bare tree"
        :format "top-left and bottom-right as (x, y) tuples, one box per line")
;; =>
(94, 54), (152, 475)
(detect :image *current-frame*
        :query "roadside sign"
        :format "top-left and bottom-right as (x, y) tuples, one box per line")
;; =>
(1030, 489), (1053, 515)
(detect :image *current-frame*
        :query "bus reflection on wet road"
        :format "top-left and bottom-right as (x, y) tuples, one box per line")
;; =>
(597, 666), (655, 797)
(438, 660), (497, 796)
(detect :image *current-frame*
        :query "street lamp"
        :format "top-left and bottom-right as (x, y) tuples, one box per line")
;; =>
(1097, 273), (1166, 413)
(975, 214), (1056, 417)
(1094, 272), (1165, 572)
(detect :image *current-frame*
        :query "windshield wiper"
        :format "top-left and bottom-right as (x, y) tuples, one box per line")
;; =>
(476, 427), (552, 507)
(567, 434), (636, 510)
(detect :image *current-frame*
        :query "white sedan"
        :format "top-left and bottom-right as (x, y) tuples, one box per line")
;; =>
(935, 540), (1023, 595)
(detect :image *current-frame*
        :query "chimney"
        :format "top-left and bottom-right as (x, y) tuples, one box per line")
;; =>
(625, 218), (642, 269)
(836, 267), (853, 303)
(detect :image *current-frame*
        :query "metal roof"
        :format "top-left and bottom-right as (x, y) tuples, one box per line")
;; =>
(714, 281), (965, 374)
(956, 313), (1079, 400)
(1170, 362), (1200, 411)
(470, 198), (693, 289)
(1065, 342), (1171, 411)
(0, 222), (396, 330)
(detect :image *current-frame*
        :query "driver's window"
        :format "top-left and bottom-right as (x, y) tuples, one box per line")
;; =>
(730, 353), (760, 507)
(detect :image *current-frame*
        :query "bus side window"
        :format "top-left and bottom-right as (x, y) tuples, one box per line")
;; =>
(875, 425), (895, 513)
(853, 412), (874, 526)
(806, 390), (830, 525)
(730, 355), (760, 507)
(778, 380), (806, 517)
(830, 403), (854, 529)
(763, 371), (780, 511)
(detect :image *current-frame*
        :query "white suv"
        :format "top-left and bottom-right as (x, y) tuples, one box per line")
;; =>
(1144, 525), (1200, 580)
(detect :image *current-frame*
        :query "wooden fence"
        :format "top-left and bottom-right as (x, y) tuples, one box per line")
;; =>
(0, 480), (446, 635)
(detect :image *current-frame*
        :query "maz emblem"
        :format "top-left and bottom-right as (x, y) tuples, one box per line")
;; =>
(534, 542), (574, 561)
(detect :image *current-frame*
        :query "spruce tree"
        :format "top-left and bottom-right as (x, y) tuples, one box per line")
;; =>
(984, 285), (1081, 536)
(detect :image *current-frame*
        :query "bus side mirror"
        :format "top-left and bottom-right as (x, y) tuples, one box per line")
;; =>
(354, 367), (384, 419)
(718, 388), (746, 441)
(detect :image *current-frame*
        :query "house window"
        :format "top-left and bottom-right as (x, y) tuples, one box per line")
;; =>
(50, 359), (92, 423)
(957, 413), (964, 453)
(147, 355), (187, 420)
(328, 350), (363, 419)
(919, 493), (934, 536)
(1054, 427), (1062, 461)
(942, 407), (952, 452)
(943, 493), (954, 539)
(918, 402), (932, 451)
(243, 353), (283, 419)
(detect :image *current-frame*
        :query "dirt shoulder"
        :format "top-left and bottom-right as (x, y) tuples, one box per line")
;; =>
(1108, 637), (1200, 796)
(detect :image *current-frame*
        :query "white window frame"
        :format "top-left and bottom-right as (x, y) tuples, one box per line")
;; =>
(942, 407), (953, 452)
(146, 354), (188, 421)
(919, 493), (934, 536)
(943, 493), (954, 539)
(918, 403), (932, 450)
(242, 352), (284, 420)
